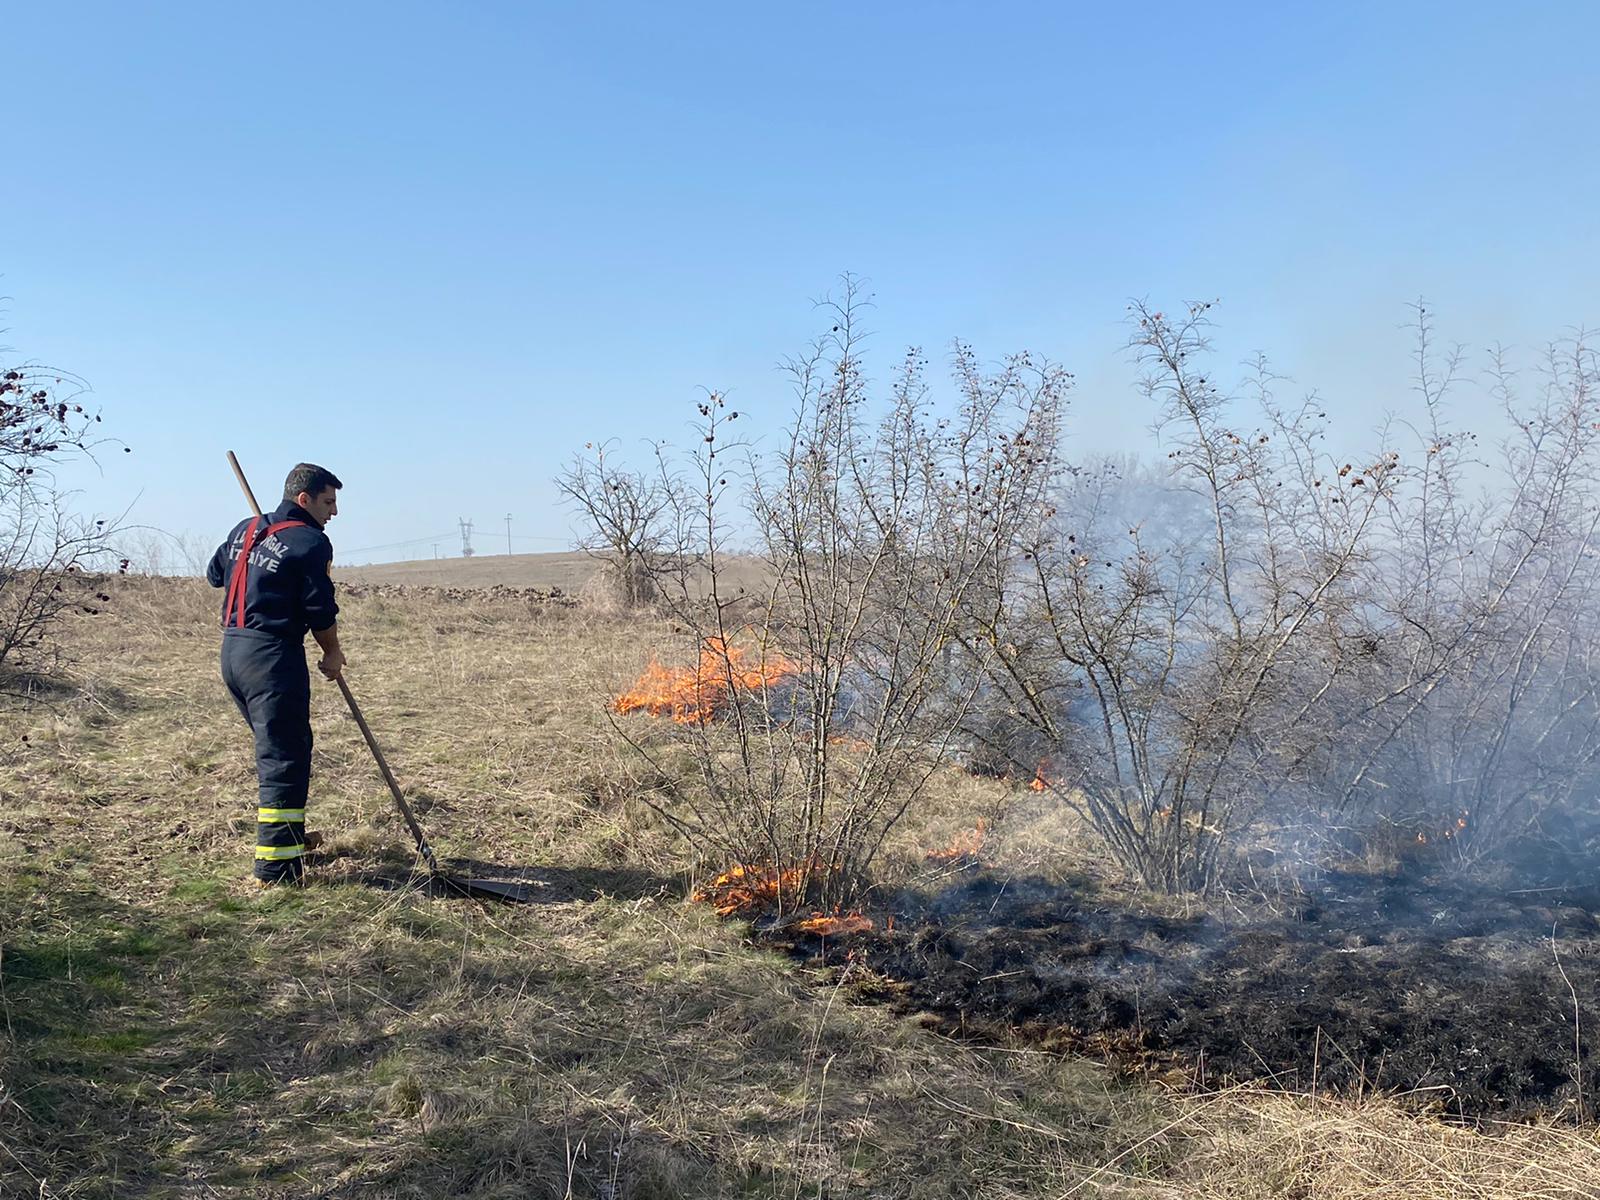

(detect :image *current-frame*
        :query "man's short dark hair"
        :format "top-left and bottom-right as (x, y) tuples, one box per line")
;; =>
(284, 463), (343, 502)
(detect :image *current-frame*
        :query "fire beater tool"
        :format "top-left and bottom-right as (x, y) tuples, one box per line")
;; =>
(227, 451), (531, 903)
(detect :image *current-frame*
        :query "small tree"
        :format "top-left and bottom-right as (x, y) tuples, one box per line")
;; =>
(555, 439), (676, 607)
(0, 351), (120, 686)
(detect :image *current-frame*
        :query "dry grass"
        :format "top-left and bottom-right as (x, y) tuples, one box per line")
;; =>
(1, 577), (1597, 1198)
(1168, 1089), (1600, 1200)
(333, 550), (773, 599)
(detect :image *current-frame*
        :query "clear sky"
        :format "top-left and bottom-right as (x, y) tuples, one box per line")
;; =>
(4, 2), (1596, 565)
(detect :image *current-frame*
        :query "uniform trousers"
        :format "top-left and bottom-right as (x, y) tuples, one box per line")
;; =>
(221, 629), (313, 883)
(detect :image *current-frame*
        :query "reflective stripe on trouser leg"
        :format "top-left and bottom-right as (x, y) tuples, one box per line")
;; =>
(221, 630), (313, 883)
(257, 807), (306, 864)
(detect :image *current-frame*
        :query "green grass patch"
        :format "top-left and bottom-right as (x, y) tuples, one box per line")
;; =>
(69, 1027), (160, 1055)
(169, 873), (232, 903)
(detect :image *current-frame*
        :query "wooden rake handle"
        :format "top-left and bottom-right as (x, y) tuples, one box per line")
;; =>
(225, 450), (440, 874)
(332, 674), (439, 873)
(226, 450), (261, 516)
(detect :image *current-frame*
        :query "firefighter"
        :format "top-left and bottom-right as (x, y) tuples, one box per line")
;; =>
(207, 463), (347, 885)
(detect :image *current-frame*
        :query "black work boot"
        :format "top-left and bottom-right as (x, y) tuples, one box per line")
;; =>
(253, 859), (306, 887)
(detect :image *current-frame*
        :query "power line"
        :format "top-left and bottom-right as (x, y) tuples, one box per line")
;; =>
(342, 528), (572, 556)
(342, 530), (458, 555)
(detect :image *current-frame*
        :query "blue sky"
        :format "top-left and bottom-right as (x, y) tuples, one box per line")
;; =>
(4, 2), (1596, 564)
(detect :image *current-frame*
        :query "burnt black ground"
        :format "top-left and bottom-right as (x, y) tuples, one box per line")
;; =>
(785, 858), (1600, 1120)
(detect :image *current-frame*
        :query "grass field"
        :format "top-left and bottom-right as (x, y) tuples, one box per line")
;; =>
(333, 550), (772, 598)
(3, 578), (1597, 1198)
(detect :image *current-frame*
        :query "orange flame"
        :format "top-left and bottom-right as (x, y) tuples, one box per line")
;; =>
(694, 862), (872, 935)
(613, 636), (797, 724)
(794, 910), (874, 936)
(826, 734), (873, 753)
(1416, 811), (1469, 847)
(1029, 765), (1048, 792)
(692, 861), (811, 917)
(925, 818), (987, 865)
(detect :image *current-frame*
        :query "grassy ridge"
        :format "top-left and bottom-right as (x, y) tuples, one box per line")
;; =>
(1, 579), (1595, 1198)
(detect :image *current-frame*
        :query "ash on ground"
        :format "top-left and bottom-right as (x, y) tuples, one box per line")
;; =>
(795, 846), (1600, 1120)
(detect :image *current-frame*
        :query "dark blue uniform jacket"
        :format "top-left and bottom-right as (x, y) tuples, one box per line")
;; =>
(206, 500), (339, 638)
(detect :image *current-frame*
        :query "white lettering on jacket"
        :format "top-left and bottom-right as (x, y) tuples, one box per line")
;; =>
(228, 531), (294, 573)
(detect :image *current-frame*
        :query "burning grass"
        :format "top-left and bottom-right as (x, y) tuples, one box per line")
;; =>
(691, 861), (876, 936)
(611, 634), (797, 724)
(792, 910), (875, 937)
(692, 860), (811, 916)
(924, 818), (988, 866)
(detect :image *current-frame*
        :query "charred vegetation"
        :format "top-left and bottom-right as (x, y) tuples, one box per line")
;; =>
(582, 289), (1600, 1126)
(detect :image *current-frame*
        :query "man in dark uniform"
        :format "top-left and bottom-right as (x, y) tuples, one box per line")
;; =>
(207, 463), (348, 885)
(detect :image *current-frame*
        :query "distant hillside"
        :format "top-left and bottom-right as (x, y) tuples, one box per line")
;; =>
(335, 551), (770, 594)
(335, 551), (600, 590)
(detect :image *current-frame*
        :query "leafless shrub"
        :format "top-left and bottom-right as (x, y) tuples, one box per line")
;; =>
(982, 301), (1600, 890)
(1329, 311), (1600, 861)
(968, 301), (1401, 891)
(602, 279), (1065, 908)
(0, 352), (122, 687)
(581, 289), (1600, 896)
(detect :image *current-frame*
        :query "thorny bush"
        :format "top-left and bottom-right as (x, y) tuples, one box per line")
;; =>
(1331, 312), (1600, 864)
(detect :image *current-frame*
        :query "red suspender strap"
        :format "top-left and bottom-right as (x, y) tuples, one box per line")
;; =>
(223, 518), (262, 629)
(223, 519), (308, 629)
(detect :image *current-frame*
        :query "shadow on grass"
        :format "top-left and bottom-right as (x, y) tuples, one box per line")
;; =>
(0, 665), (138, 716)
(5, 856), (1134, 1199)
(0, 883), (181, 1193)
(334, 859), (685, 906)
(444, 859), (686, 903)
(361, 1112), (817, 1200)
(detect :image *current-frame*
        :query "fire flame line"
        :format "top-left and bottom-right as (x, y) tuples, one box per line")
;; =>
(925, 818), (987, 865)
(612, 636), (798, 724)
(691, 860), (874, 936)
